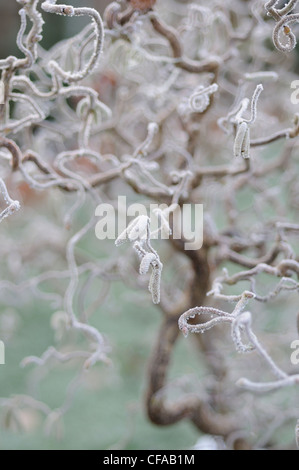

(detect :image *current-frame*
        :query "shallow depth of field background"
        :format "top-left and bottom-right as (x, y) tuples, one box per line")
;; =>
(0, 0), (298, 450)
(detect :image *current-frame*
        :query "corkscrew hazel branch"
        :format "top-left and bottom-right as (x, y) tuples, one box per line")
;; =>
(151, 205), (176, 238)
(178, 306), (233, 338)
(210, 260), (299, 287)
(231, 312), (256, 354)
(251, 113), (299, 147)
(0, 178), (20, 223)
(240, 313), (288, 380)
(1, 91), (46, 134)
(237, 375), (299, 392)
(124, 158), (172, 196)
(180, 290), (295, 394)
(60, 86), (112, 119)
(41, 1), (104, 83)
(133, 122), (159, 158)
(63, 212), (111, 369)
(0, 137), (21, 170)
(16, 7), (34, 68)
(104, 2), (122, 30)
(209, 272), (298, 303)
(178, 291), (254, 338)
(276, 222), (299, 232)
(149, 11), (220, 75)
(265, 1), (298, 21)
(265, 0), (299, 52)
(243, 71), (278, 82)
(19, 0), (44, 63)
(242, 84), (263, 126)
(11, 74), (59, 100)
(189, 84), (218, 113)
(21, 346), (90, 368)
(273, 14), (299, 52)
(0, 1), (43, 71)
